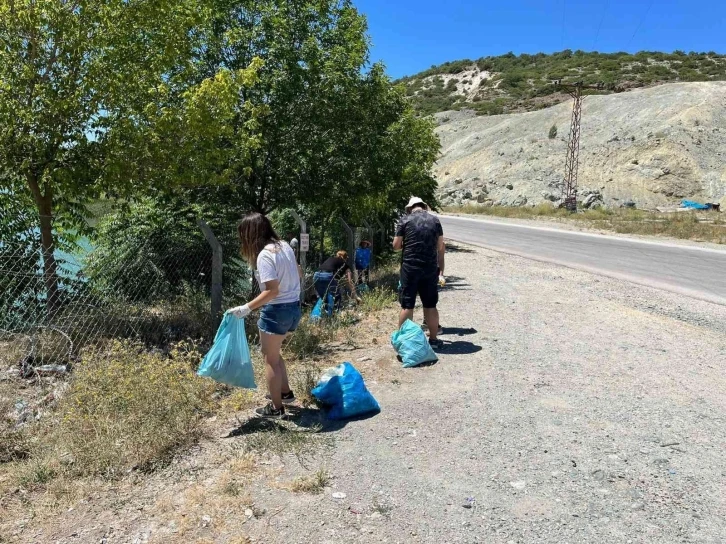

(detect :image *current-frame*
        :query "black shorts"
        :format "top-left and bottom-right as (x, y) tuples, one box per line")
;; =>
(399, 267), (438, 310)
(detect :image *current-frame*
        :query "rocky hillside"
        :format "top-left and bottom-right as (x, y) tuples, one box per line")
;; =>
(435, 82), (726, 210)
(401, 51), (726, 116)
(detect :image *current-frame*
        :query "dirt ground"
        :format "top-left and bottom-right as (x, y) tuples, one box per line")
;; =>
(3, 242), (726, 543)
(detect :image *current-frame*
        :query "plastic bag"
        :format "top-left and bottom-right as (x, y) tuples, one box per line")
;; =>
(310, 293), (335, 322)
(311, 362), (380, 420)
(197, 313), (256, 389)
(391, 319), (438, 368)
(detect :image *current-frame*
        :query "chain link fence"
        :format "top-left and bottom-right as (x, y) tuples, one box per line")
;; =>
(1, 213), (396, 374)
(0, 231), (228, 374)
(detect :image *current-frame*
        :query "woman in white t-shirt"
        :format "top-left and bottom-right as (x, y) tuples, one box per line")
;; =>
(227, 213), (301, 419)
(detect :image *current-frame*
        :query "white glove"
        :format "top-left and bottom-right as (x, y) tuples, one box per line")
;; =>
(438, 275), (446, 287)
(227, 304), (251, 318)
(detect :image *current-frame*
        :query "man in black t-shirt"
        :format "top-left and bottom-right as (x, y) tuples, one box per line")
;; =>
(393, 197), (445, 348)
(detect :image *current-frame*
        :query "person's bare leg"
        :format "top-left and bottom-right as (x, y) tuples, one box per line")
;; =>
(260, 331), (286, 409)
(423, 308), (439, 340)
(280, 353), (291, 394)
(399, 308), (414, 327)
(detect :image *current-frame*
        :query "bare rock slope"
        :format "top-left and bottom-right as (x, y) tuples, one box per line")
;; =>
(435, 82), (726, 209)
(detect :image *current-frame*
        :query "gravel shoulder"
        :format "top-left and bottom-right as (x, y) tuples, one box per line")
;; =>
(244, 242), (726, 544)
(6, 243), (726, 543)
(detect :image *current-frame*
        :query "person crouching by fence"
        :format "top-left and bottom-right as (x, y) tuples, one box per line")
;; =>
(314, 251), (359, 311)
(355, 240), (372, 286)
(227, 213), (301, 419)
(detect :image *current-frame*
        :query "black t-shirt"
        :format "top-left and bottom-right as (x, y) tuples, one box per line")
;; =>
(319, 256), (350, 280)
(396, 211), (443, 271)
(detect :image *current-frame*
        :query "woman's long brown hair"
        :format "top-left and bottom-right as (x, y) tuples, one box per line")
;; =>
(237, 212), (280, 268)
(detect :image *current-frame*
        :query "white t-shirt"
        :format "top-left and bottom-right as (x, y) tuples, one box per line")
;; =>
(255, 241), (301, 304)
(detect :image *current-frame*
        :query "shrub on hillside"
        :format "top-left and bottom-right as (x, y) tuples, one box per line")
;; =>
(548, 125), (558, 139)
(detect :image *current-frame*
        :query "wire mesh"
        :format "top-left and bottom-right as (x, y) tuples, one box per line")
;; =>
(0, 235), (217, 373)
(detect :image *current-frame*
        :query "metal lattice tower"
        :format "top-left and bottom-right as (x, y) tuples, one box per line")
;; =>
(555, 81), (605, 212)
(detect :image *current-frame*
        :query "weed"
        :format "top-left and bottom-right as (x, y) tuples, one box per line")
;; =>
(284, 316), (332, 361)
(290, 362), (323, 407)
(0, 430), (30, 463)
(358, 287), (397, 313)
(242, 419), (329, 463)
(18, 459), (57, 488)
(16, 340), (218, 482)
(287, 468), (331, 494)
(372, 495), (394, 517)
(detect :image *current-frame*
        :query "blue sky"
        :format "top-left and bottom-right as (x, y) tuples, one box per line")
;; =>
(355, 0), (726, 79)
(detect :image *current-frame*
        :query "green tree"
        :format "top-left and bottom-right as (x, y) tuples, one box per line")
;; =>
(0, 0), (206, 310)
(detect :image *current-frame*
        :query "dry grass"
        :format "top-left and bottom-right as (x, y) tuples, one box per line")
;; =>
(446, 205), (726, 244)
(286, 468), (330, 494)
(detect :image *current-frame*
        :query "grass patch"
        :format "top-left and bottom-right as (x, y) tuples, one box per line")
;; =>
(7, 340), (217, 490)
(290, 362), (323, 407)
(241, 419), (329, 462)
(445, 205), (726, 244)
(358, 287), (397, 313)
(287, 468), (330, 494)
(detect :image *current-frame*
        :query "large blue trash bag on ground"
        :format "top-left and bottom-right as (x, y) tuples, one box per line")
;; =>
(197, 314), (256, 389)
(681, 200), (710, 210)
(391, 319), (438, 368)
(311, 362), (380, 420)
(310, 293), (335, 322)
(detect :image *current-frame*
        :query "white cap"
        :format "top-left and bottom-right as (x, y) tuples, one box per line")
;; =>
(405, 196), (428, 211)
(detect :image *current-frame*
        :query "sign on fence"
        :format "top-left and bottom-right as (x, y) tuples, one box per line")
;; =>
(299, 233), (310, 252)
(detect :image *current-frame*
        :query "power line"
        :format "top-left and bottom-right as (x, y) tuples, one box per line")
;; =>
(628, 0), (655, 50)
(592, 0), (609, 50)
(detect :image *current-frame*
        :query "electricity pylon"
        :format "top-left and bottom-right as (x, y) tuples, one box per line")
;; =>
(554, 81), (605, 212)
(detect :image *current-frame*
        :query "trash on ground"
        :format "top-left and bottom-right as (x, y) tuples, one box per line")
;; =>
(391, 319), (438, 368)
(311, 362), (380, 420)
(34, 364), (68, 376)
(332, 492), (347, 499)
(197, 314), (256, 389)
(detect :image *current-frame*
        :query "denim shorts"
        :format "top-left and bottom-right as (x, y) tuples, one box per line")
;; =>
(258, 301), (302, 336)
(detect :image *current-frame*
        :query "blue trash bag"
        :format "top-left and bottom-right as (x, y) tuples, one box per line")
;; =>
(681, 200), (710, 210)
(310, 293), (335, 322)
(391, 319), (438, 368)
(311, 362), (380, 420)
(357, 283), (370, 294)
(197, 313), (256, 389)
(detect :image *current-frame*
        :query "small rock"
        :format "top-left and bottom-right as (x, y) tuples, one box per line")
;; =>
(505, 184), (514, 190)
(370, 512), (382, 519)
(357, 356), (372, 362)
(245, 509), (253, 518)
(630, 502), (645, 511)
(510, 481), (526, 490)
(332, 492), (347, 499)
(201, 515), (211, 527)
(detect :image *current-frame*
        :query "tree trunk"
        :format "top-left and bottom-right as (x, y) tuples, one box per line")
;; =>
(27, 173), (60, 316)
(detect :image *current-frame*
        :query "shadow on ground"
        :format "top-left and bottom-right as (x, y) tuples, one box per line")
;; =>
(435, 340), (482, 355)
(224, 406), (380, 437)
(445, 243), (476, 253)
(441, 327), (477, 336)
(440, 275), (471, 291)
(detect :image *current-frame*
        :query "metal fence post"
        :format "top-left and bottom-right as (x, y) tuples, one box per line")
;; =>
(375, 218), (387, 249)
(362, 220), (375, 270)
(289, 210), (307, 302)
(339, 217), (355, 271)
(198, 219), (223, 329)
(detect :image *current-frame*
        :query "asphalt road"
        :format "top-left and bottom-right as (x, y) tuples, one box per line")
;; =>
(440, 214), (726, 306)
